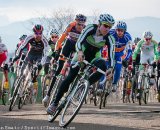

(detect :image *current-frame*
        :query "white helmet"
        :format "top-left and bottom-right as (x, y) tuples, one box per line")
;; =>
(143, 30), (153, 39)
(99, 14), (115, 27)
(50, 28), (59, 36)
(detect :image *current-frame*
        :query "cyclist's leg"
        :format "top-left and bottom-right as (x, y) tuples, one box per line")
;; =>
(97, 60), (109, 92)
(32, 54), (43, 82)
(44, 56), (51, 75)
(136, 55), (147, 98)
(88, 58), (107, 85)
(47, 39), (75, 97)
(112, 56), (122, 91)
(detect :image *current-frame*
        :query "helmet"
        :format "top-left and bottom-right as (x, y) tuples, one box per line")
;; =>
(33, 24), (43, 33)
(19, 34), (27, 40)
(143, 30), (153, 39)
(134, 37), (141, 44)
(49, 28), (59, 36)
(75, 14), (87, 22)
(99, 14), (115, 27)
(115, 21), (127, 31)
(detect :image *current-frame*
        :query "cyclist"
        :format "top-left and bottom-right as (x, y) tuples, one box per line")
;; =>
(43, 28), (59, 76)
(46, 13), (115, 114)
(109, 21), (133, 92)
(0, 36), (9, 89)
(42, 14), (87, 104)
(13, 24), (50, 89)
(14, 34), (29, 70)
(16, 34), (28, 53)
(132, 30), (158, 99)
(156, 42), (160, 100)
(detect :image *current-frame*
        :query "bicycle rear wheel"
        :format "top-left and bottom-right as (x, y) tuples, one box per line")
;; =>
(2, 91), (9, 105)
(48, 76), (65, 122)
(59, 80), (89, 128)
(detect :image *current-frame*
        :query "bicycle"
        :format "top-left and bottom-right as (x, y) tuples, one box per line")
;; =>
(48, 60), (106, 127)
(138, 63), (155, 105)
(46, 54), (74, 108)
(155, 62), (160, 102)
(9, 60), (39, 111)
(42, 60), (58, 100)
(122, 66), (132, 103)
(0, 66), (10, 105)
(131, 65), (139, 103)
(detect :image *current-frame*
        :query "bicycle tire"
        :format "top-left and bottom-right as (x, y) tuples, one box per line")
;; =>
(2, 92), (8, 105)
(9, 77), (23, 111)
(42, 76), (51, 98)
(59, 80), (89, 128)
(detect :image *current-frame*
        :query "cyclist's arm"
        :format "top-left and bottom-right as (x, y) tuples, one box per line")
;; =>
(124, 40), (132, 61)
(55, 22), (74, 51)
(132, 40), (143, 60)
(76, 24), (94, 52)
(42, 35), (51, 57)
(105, 34), (115, 68)
(16, 35), (33, 57)
(152, 39), (158, 61)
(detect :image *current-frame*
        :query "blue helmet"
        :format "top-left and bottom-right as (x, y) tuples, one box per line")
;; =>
(116, 21), (127, 31)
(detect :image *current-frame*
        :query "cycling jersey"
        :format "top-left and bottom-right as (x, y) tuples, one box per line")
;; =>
(48, 39), (56, 51)
(55, 21), (82, 51)
(76, 24), (115, 67)
(132, 39), (158, 63)
(109, 29), (132, 61)
(101, 45), (108, 60)
(0, 43), (7, 66)
(16, 35), (50, 58)
(16, 40), (30, 55)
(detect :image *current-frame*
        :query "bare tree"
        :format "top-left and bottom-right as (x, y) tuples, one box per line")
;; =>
(50, 8), (75, 33)
(87, 9), (100, 24)
(27, 8), (75, 36)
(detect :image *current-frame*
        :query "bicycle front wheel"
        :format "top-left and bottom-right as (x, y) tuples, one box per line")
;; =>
(9, 76), (24, 111)
(59, 80), (89, 128)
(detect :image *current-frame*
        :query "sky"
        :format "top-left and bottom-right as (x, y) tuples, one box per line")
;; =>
(0, 0), (159, 23)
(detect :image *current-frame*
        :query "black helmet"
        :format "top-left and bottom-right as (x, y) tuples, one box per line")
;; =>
(19, 34), (27, 40)
(33, 24), (43, 33)
(134, 37), (141, 44)
(75, 14), (87, 22)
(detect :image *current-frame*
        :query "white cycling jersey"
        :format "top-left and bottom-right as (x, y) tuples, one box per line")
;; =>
(133, 39), (158, 64)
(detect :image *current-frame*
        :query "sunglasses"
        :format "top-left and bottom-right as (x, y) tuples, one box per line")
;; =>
(51, 36), (58, 39)
(145, 38), (151, 41)
(35, 32), (42, 35)
(116, 29), (125, 32)
(77, 23), (85, 27)
(102, 24), (112, 29)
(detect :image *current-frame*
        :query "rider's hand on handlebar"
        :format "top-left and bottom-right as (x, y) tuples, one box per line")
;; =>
(78, 51), (84, 62)
(106, 67), (113, 79)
